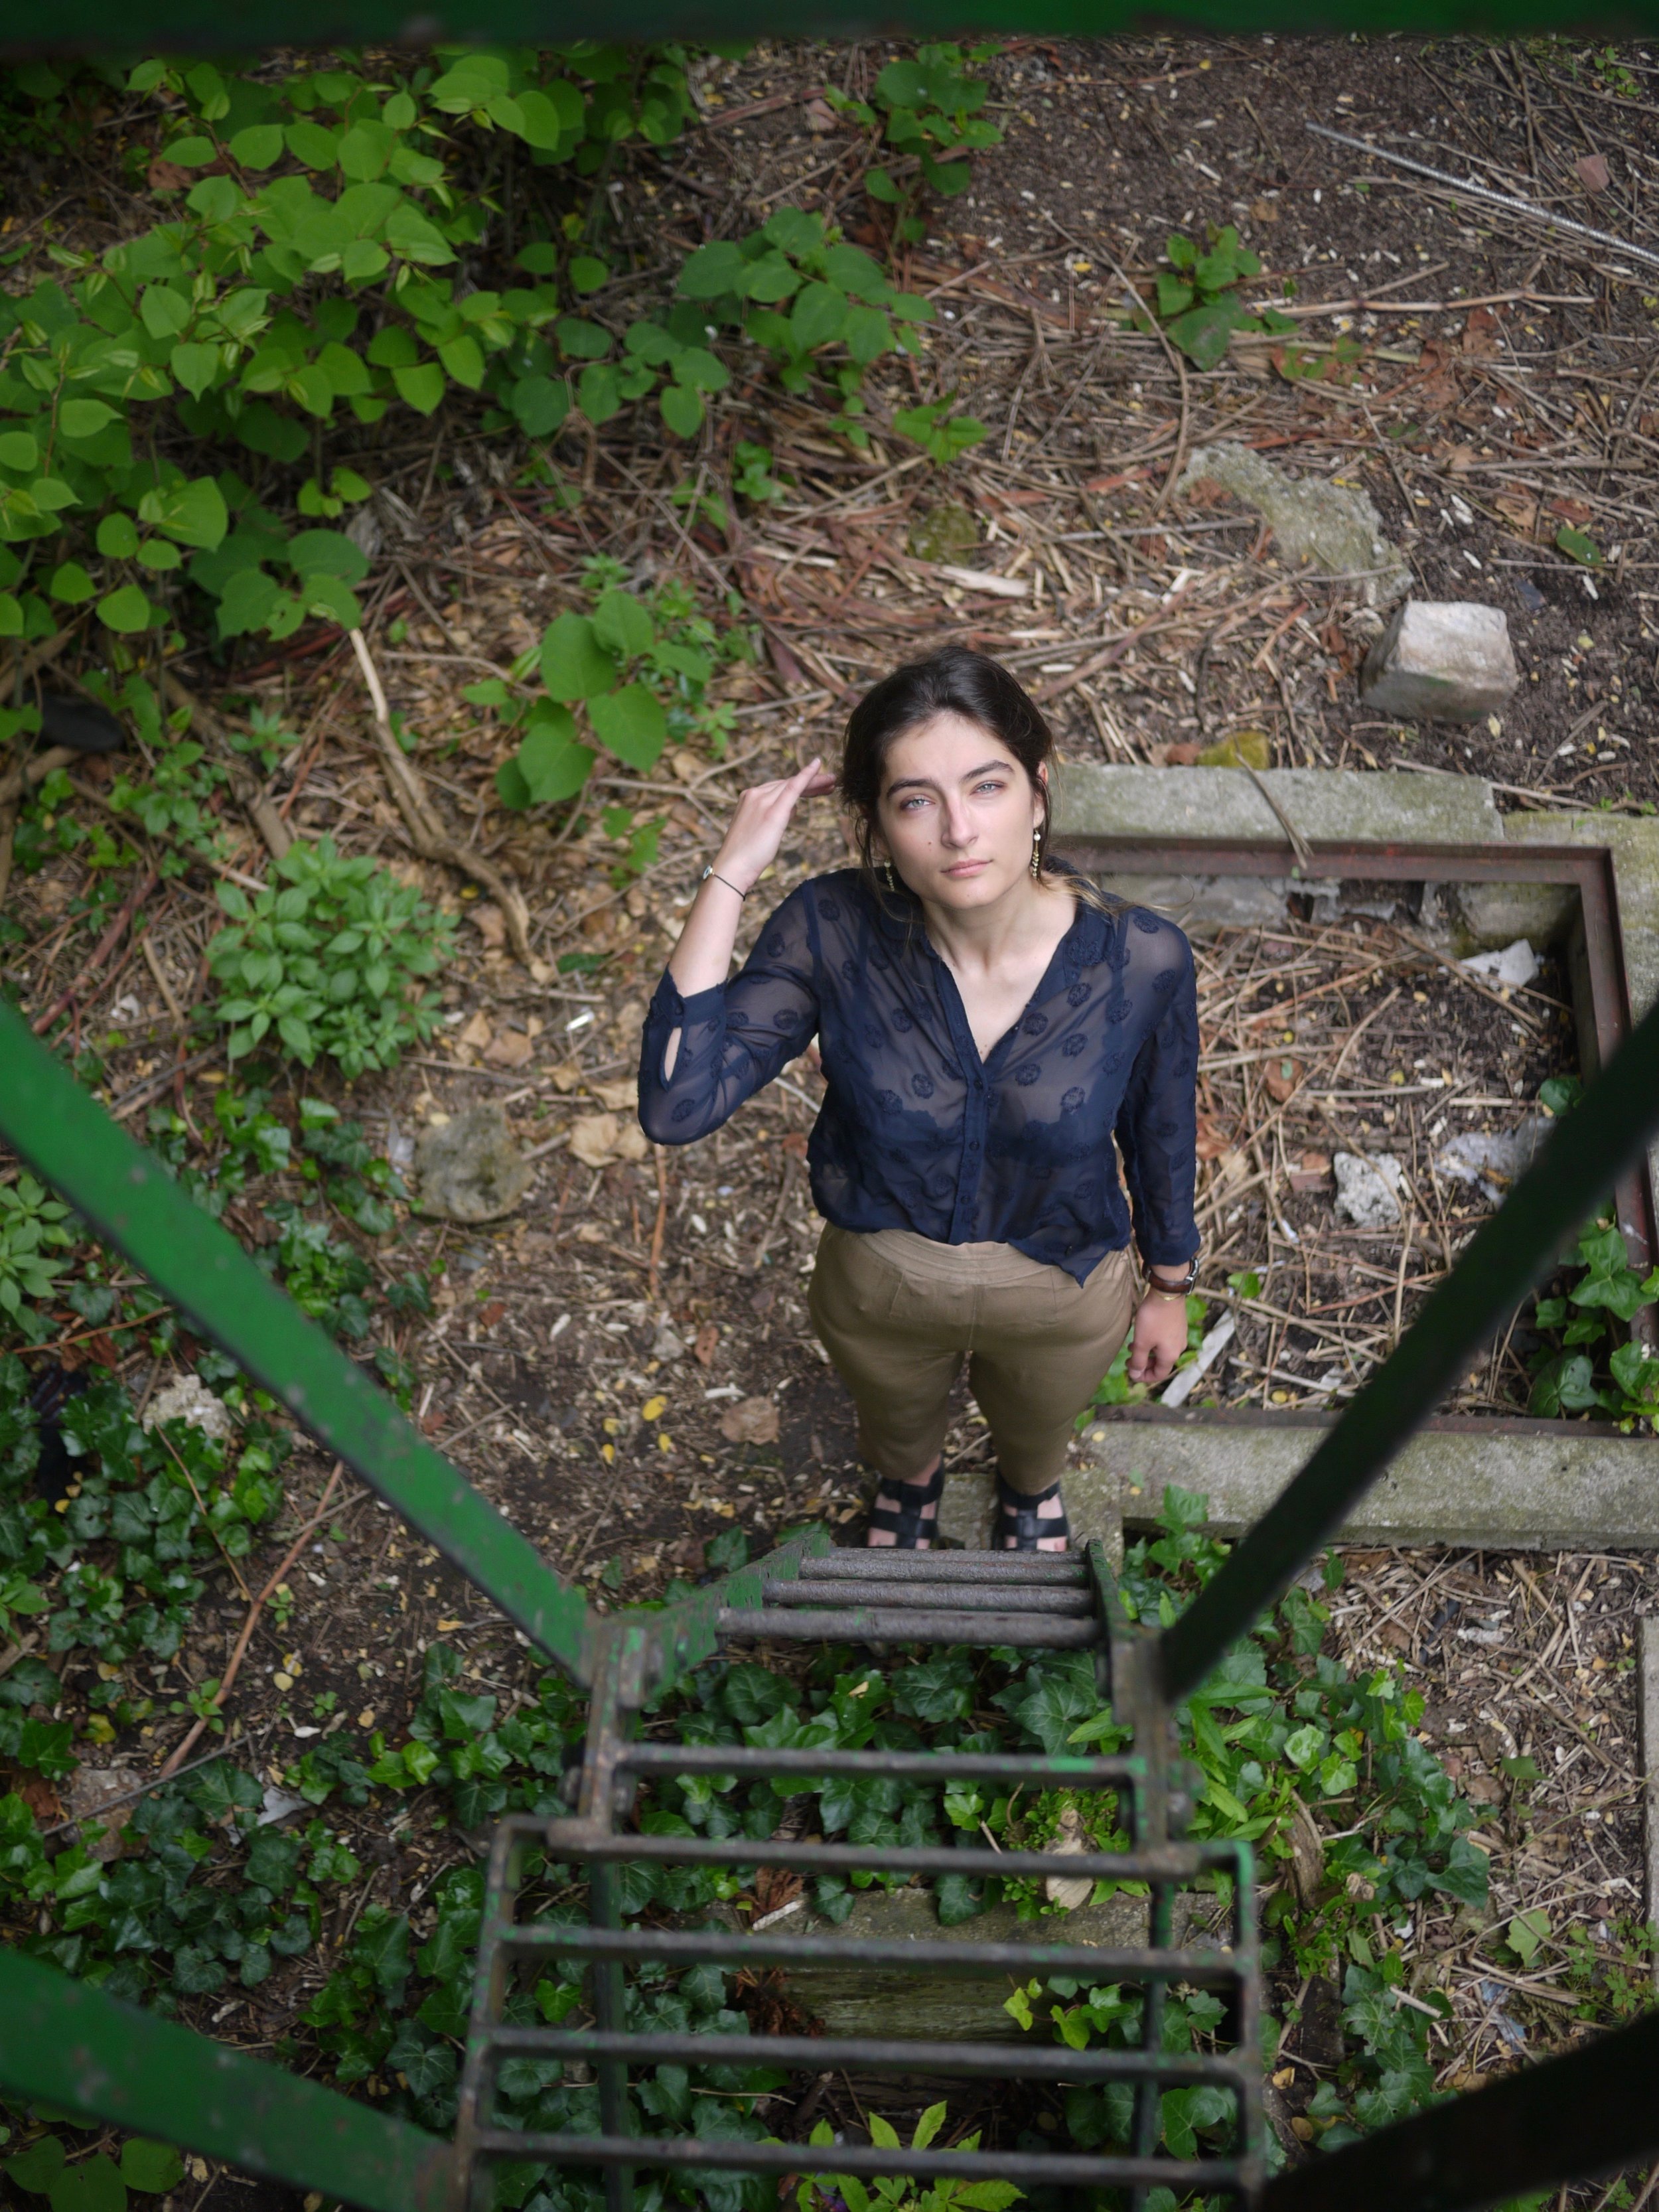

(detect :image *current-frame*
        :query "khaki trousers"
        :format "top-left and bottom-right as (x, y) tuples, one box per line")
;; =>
(807, 1224), (1137, 1495)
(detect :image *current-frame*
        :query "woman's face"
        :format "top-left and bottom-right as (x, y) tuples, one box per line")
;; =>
(873, 710), (1046, 909)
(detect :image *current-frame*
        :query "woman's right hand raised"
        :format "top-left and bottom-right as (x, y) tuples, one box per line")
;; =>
(710, 756), (836, 895)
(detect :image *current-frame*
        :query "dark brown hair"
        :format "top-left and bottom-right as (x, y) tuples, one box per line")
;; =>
(839, 647), (1057, 892)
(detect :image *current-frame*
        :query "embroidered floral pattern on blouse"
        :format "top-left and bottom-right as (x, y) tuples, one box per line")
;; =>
(638, 867), (1198, 1286)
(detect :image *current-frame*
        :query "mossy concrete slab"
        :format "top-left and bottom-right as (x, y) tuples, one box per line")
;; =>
(784, 1885), (1218, 2040)
(1051, 764), (1504, 848)
(942, 1418), (1659, 1552)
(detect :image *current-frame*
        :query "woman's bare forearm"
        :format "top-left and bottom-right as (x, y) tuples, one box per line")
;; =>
(668, 869), (749, 997)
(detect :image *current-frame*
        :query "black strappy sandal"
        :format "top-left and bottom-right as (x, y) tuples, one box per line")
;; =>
(865, 1459), (946, 1550)
(993, 1470), (1070, 1552)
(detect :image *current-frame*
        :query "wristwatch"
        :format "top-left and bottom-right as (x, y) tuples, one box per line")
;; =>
(1146, 1255), (1200, 1298)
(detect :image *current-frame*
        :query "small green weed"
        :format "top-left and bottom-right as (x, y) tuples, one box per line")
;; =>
(1137, 226), (1295, 372)
(794, 2103), (1020, 2212)
(3, 2130), (184, 2210)
(205, 837), (455, 1078)
(893, 396), (987, 466)
(0, 1174), (74, 1334)
(492, 554), (753, 812)
(829, 45), (1003, 246)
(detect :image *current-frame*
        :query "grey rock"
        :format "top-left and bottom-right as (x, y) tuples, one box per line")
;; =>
(414, 1105), (530, 1222)
(143, 1374), (232, 1442)
(652, 1321), (687, 1362)
(1435, 1118), (1550, 1205)
(65, 1768), (137, 1861)
(1333, 1151), (1404, 1228)
(1177, 442), (1410, 606)
(1360, 601), (1520, 723)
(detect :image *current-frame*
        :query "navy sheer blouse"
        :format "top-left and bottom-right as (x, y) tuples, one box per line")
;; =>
(637, 868), (1198, 1286)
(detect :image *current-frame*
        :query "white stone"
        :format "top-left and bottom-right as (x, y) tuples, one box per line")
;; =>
(1333, 1151), (1405, 1228)
(1461, 938), (1539, 990)
(142, 1374), (232, 1442)
(1360, 601), (1519, 723)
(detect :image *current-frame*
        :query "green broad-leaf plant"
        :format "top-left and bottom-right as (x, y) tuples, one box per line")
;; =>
(828, 44), (1004, 247)
(0, 46), (729, 662)
(487, 553), (754, 812)
(1144, 226), (1295, 373)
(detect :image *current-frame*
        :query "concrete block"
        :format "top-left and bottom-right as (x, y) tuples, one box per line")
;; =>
(1056, 1412), (1659, 1550)
(1445, 879), (1579, 956)
(1360, 601), (1519, 724)
(1052, 763), (1504, 848)
(784, 1884), (1218, 2039)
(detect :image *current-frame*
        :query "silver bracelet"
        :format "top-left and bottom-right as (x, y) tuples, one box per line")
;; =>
(700, 865), (749, 901)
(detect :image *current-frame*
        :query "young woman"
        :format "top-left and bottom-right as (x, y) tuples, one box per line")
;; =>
(638, 648), (1199, 1552)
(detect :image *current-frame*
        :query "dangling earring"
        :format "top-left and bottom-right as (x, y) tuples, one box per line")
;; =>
(1030, 828), (1043, 879)
(880, 858), (897, 891)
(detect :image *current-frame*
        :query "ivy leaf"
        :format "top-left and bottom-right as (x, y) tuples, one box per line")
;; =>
(48, 2152), (125, 2212)
(119, 2142), (184, 2195)
(6, 2135), (66, 2193)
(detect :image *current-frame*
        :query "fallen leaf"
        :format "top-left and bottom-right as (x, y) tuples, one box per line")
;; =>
(147, 155), (194, 192)
(457, 1010), (492, 1051)
(550, 1060), (584, 1094)
(1287, 1149), (1332, 1193)
(1288, 1793), (1325, 1908)
(479, 1300), (506, 1329)
(1211, 1149), (1249, 1189)
(694, 1322), (720, 1366)
(569, 1113), (622, 1167)
(1250, 195), (1281, 224)
(1043, 1804), (1094, 1911)
(1459, 307), (1501, 358)
(1194, 1113), (1233, 1162)
(1492, 491), (1539, 534)
(574, 1222), (607, 1244)
(590, 1078), (638, 1112)
(720, 1395), (779, 1445)
(1264, 1056), (1305, 1104)
(1576, 151), (1611, 194)
(471, 903), (506, 949)
(1549, 494), (1595, 528)
(483, 1029), (534, 1070)
(781, 1132), (809, 1159)
(642, 1395), (667, 1422)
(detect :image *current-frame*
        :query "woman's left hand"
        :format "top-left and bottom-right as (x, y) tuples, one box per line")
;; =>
(1125, 1291), (1190, 1388)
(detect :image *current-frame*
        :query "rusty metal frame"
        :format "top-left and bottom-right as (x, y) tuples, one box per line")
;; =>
(1054, 830), (1657, 1396)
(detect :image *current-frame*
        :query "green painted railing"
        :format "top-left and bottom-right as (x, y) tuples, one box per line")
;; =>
(4, 0), (1652, 44)
(0, 1952), (451, 2212)
(0, 1003), (593, 1680)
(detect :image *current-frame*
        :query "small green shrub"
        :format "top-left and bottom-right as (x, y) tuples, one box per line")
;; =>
(675, 206), (933, 445)
(1528, 1216), (1659, 1423)
(830, 44), (1003, 246)
(491, 554), (753, 810)
(205, 837), (455, 1078)
(1137, 226), (1295, 372)
(0, 1174), (74, 1331)
(794, 2104), (1020, 2212)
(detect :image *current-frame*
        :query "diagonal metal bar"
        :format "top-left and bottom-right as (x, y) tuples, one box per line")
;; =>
(1159, 993), (1659, 1701)
(1260, 2006), (1659, 2212)
(0, 1003), (591, 1680)
(0, 1951), (452, 2212)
